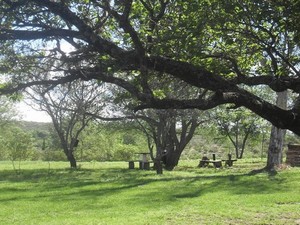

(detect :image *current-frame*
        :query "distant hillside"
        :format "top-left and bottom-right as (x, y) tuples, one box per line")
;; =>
(17, 121), (53, 133)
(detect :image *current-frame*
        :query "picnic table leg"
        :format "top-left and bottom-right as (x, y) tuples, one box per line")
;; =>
(213, 161), (222, 168)
(128, 161), (135, 169)
(144, 162), (150, 170)
(226, 154), (233, 167)
(139, 161), (143, 170)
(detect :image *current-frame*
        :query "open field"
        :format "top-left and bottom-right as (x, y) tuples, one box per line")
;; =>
(0, 160), (299, 225)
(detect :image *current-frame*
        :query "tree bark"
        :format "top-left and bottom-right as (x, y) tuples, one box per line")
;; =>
(67, 152), (77, 168)
(266, 91), (287, 170)
(266, 126), (285, 170)
(239, 127), (252, 159)
(154, 159), (163, 175)
(164, 150), (181, 170)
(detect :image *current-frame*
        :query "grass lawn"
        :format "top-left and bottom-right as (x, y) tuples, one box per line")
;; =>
(0, 160), (299, 225)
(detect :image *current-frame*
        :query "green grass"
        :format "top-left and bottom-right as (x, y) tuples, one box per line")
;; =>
(0, 160), (300, 225)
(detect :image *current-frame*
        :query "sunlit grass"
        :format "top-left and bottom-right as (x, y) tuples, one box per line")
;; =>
(0, 160), (299, 224)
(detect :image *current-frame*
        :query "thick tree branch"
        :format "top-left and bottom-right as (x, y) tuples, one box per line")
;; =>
(0, 74), (80, 95)
(231, 75), (300, 92)
(134, 90), (300, 134)
(0, 29), (82, 40)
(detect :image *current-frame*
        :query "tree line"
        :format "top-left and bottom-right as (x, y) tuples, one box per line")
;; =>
(1, 93), (300, 174)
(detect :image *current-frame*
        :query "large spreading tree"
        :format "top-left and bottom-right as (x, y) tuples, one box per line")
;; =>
(1, 0), (300, 169)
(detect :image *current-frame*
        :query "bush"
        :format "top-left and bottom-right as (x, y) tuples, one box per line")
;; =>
(42, 148), (67, 161)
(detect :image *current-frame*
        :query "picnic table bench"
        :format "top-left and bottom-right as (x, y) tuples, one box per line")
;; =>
(222, 154), (237, 167)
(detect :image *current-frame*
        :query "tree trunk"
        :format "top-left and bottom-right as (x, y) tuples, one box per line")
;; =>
(154, 159), (163, 174)
(62, 140), (78, 169)
(68, 153), (77, 168)
(63, 145), (77, 169)
(266, 91), (287, 170)
(239, 128), (252, 159)
(266, 126), (284, 170)
(235, 121), (240, 159)
(164, 150), (182, 170)
(226, 131), (239, 159)
(153, 145), (164, 174)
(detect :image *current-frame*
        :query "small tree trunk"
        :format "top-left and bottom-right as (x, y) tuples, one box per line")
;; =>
(64, 148), (77, 168)
(239, 129), (251, 159)
(154, 159), (163, 174)
(235, 124), (240, 159)
(68, 154), (77, 168)
(11, 160), (17, 174)
(235, 146), (239, 159)
(62, 143), (77, 168)
(239, 149), (244, 159)
(226, 133), (239, 159)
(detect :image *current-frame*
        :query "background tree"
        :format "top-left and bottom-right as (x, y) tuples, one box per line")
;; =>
(76, 121), (147, 162)
(109, 74), (207, 171)
(216, 108), (264, 159)
(0, 96), (20, 160)
(135, 109), (205, 171)
(3, 127), (34, 173)
(28, 80), (107, 168)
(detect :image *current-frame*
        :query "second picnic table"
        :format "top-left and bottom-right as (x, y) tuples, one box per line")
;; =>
(128, 152), (151, 170)
(198, 153), (237, 168)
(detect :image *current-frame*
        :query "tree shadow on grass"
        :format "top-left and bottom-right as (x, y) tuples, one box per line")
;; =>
(51, 170), (286, 203)
(248, 167), (278, 177)
(0, 166), (289, 206)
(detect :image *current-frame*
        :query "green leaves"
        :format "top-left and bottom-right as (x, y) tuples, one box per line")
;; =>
(153, 89), (166, 99)
(3, 127), (34, 162)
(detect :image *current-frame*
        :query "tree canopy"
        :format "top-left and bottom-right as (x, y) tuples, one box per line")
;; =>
(1, 0), (300, 135)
